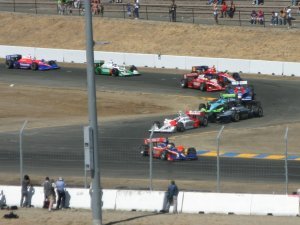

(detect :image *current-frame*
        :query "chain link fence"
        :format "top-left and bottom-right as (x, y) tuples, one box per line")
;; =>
(0, 122), (299, 194)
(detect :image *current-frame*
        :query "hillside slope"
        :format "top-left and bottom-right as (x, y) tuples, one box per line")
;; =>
(0, 12), (299, 62)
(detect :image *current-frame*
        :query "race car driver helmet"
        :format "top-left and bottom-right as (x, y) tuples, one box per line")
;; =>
(167, 144), (173, 149)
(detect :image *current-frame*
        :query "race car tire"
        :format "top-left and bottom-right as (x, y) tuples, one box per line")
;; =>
(254, 106), (264, 117)
(232, 72), (242, 81)
(181, 79), (188, 88)
(232, 112), (240, 122)
(129, 65), (137, 72)
(201, 116), (208, 127)
(200, 82), (206, 92)
(31, 62), (38, 70)
(6, 60), (13, 69)
(160, 150), (168, 160)
(198, 103), (206, 111)
(111, 68), (119, 76)
(187, 147), (197, 157)
(176, 122), (185, 132)
(95, 68), (101, 75)
(14, 62), (20, 69)
(153, 121), (161, 128)
(140, 145), (149, 156)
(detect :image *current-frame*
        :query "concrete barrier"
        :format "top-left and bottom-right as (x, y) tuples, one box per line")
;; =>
(182, 192), (252, 215)
(115, 190), (165, 212)
(250, 194), (299, 216)
(0, 185), (299, 216)
(0, 45), (299, 76)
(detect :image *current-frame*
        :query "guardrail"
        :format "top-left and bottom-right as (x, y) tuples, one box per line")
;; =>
(0, 185), (299, 216)
(1, 45), (300, 76)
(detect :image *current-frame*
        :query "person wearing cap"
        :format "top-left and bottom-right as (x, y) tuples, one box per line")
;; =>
(55, 177), (66, 209)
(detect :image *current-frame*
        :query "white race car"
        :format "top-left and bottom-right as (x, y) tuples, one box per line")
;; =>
(150, 111), (208, 133)
(94, 59), (140, 76)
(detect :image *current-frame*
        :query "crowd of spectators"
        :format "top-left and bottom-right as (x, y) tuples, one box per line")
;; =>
(249, 6), (295, 28)
(53, 0), (298, 29)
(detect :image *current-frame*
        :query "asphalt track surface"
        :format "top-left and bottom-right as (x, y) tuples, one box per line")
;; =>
(1, 65), (300, 188)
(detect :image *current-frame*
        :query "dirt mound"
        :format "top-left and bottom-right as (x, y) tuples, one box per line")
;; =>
(0, 12), (299, 62)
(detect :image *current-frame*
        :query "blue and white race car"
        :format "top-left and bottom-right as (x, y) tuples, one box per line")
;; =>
(5, 54), (60, 71)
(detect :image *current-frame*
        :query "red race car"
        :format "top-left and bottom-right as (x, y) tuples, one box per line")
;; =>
(140, 137), (198, 161)
(181, 70), (236, 92)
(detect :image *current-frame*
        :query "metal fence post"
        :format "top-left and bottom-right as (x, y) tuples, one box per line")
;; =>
(216, 125), (224, 193)
(13, 0), (16, 12)
(284, 127), (289, 195)
(35, 0), (37, 14)
(20, 120), (28, 186)
(192, 8), (194, 24)
(149, 126), (155, 191)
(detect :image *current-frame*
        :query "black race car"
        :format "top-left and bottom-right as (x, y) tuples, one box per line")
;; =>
(216, 101), (263, 123)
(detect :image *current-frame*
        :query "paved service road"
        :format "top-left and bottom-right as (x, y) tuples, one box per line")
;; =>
(0, 65), (300, 191)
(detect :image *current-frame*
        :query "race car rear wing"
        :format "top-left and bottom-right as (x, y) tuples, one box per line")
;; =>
(231, 80), (248, 85)
(186, 110), (206, 116)
(144, 137), (168, 144)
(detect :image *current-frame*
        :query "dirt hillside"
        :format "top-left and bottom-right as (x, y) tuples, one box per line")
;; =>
(0, 12), (299, 62)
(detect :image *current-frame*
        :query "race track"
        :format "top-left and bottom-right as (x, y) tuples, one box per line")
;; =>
(1, 65), (300, 191)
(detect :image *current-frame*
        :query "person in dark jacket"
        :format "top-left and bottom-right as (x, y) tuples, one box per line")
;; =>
(160, 180), (179, 213)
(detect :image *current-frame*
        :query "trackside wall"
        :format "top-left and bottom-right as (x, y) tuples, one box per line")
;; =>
(0, 185), (299, 216)
(0, 45), (300, 76)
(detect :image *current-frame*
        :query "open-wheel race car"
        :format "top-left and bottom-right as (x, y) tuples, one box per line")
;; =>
(225, 80), (255, 101)
(94, 60), (140, 76)
(140, 137), (198, 161)
(216, 100), (263, 123)
(198, 93), (238, 122)
(150, 110), (208, 133)
(181, 71), (236, 92)
(5, 54), (60, 71)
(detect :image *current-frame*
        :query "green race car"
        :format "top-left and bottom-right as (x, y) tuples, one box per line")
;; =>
(94, 60), (141, 76)
(199, 93), (237, 122)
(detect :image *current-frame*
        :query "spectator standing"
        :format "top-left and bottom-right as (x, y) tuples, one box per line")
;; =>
(91, 0), (100, 15)
(99, 2), (104, 16)
(279, 8), (287, 25)
(43, 177), (56, 212)
(286, 6), (293, 28)
(213, 3), (219, 24)
(169, 0), (177, 22)
(57, 0), (64, 15)
(227, 1), (235, 18)
(220, 1), (227, 18)
(250, 10), (257, 24)
(74, 0), (81, 9)
(20, 174), (31, 207)
(126, 1), (132, 17)
(256, 9), (264, 25)
(291, 0), (298, 6)
(55, 177), (66, 210)
(160, 180), (179, 214)
(270, 11), (278, 26)
(297, 2), (300, 15)
(133, 0), (139, 19)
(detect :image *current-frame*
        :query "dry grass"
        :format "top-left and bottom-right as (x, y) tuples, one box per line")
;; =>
(0, 12), (299, 62)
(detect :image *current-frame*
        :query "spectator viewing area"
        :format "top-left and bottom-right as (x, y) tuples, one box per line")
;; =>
(0, 0), (299, 28)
